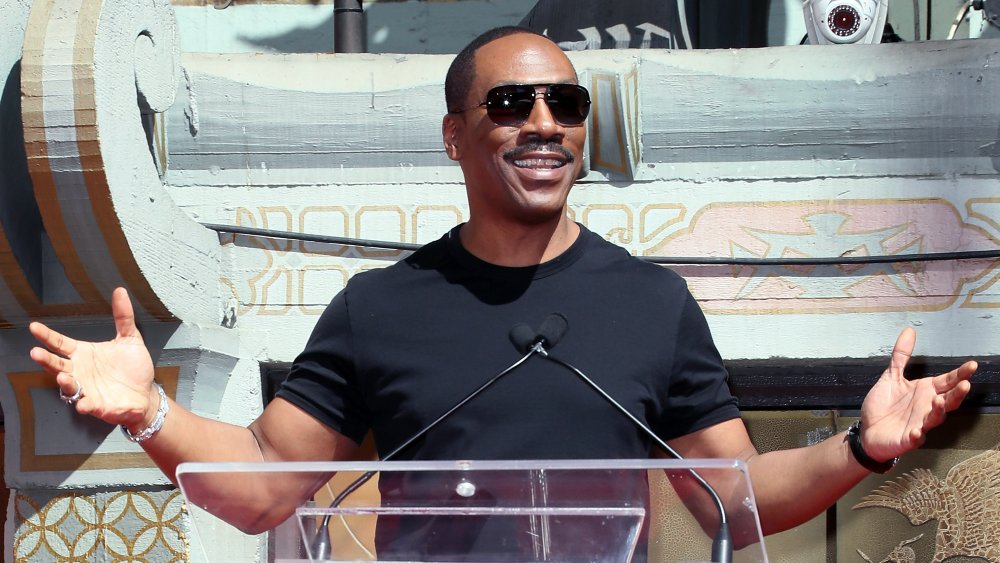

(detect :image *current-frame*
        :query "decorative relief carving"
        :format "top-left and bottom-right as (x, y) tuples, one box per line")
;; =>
(221, 199), (998, 317)
(12, 490), (186, 562)
(221, 202), (689, 315)
(964, 198), (1000, 308)
(221, 205), (400, 317)
(658, 199), (999, 314)
(853, 445), (1000, 562)
(588, 68), (641, 178)
(857, 534), (923, 563)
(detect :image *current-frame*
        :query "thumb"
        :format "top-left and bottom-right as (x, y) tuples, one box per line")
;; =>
(888, 327), (916, 377)
(112, 287), (141, 340)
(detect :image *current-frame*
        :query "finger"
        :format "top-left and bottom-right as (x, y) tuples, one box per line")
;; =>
(112, 287), (140, 340)
(933, 360), (977, 393)
(55, 372), (80, 394)
(887, 327), (916, 378)
(54, 374), (92, 416)
(941, 380), (972, 412)
(28, 321), (78, 357)
(29, 346), (72, 376)
(922, 395), (948, 429)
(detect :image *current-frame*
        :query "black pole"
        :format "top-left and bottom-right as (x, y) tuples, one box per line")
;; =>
(334, 0), (365, 53)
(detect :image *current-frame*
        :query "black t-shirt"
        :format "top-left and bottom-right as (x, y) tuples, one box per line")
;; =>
(277, 224), (739, 559)
(278, 224), (739, 459)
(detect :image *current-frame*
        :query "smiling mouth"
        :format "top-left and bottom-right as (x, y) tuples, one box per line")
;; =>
(505, 142), (575, 171)
(512, 158), (567, 169)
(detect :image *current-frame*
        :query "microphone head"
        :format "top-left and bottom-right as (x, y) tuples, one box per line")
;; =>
(509, 323), (537, 354)
(537, 313), (568, 349)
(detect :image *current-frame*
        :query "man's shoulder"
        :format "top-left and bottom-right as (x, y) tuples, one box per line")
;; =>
(345, 232), (453, 291)
(580, 228), (687, 286)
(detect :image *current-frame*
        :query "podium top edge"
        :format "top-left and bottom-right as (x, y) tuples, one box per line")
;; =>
(176, 458), (748, 475)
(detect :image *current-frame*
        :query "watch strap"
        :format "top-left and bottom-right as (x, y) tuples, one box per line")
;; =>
(846, 420), (898, 474)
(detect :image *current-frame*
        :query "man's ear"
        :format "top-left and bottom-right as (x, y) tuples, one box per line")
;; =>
(442, 114), (462, 161)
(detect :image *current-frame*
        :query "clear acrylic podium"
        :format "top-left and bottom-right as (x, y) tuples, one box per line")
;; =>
(177, 459), (768, 563)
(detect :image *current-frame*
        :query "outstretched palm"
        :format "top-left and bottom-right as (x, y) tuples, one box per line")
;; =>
(860, 327), (976, 463)
(30, 287), (156, 429)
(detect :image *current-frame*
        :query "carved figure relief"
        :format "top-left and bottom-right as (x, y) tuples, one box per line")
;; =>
(857, 534), (923, 563)
(853, 445), (1000, 562)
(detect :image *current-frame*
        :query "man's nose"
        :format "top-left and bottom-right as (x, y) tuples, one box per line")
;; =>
(521, 90), (564, 138)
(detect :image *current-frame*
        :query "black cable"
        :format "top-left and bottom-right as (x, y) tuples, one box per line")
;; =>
(203, 222), (1000, 267)
(643, 249), (1000, 266)
(204, 222), (422, 252)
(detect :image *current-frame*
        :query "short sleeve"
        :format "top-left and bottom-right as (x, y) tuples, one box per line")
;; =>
(275, 290), (370, 444)
(656, 291), (740, 440)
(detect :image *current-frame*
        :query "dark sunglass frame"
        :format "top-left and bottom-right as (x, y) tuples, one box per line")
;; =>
(453, 83), (591, 127)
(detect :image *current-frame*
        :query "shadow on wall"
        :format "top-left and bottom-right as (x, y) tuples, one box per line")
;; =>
(0, 61), (43, 299)
(235, 0), (773, 54)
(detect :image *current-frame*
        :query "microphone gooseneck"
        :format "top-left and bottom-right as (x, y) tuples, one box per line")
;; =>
(311, 330), (539, 560)
(524, 313), (733, 563)
(540, 354), (732, 563)
(315, 313), (733, 563)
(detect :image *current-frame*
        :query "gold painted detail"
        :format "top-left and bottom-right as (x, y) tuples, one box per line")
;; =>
(222, 204), (687, 315)
(589, 70), (641, 178)
(17, 0), (174, 321)
(964, 197), (1000, 308)
(657, 199), (999, 314)
(9, 368), (180, 472)
(853, 444), (1000, 562)
(12, 490), (187, 562)
(221, 205), (459, 316)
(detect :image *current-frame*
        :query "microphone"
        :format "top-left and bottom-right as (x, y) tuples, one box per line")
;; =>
(518, 313), (733, 563)
(311, 322), (543, 560)
(509, 313), (568, 354)
(509, 323), (537, 354)
(536, 312), (568, 350)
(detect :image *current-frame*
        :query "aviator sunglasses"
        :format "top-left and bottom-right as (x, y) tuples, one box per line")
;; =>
(452, 83), (591, 127)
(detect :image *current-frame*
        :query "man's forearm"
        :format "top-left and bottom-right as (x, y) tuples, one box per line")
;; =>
(134, 397), (307, 533)
(748, 430), (869, 535)
(136, 396), (264, 483)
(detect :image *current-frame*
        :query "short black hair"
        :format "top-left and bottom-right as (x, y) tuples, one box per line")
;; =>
(444, 26), (552, 113)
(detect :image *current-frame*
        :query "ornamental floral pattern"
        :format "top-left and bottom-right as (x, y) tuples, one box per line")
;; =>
(12, 490), (187, 562)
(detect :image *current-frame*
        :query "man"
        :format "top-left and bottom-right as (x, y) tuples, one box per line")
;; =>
(29, 25), (975, 557)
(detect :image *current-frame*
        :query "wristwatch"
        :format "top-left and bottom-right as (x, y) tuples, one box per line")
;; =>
(846, 420), (898, 474)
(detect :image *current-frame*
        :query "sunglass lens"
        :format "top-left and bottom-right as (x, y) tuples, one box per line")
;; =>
(485, 85), (535, 125)
(546, 84), (590, 125)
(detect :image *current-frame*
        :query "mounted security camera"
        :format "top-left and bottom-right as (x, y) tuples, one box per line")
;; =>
(803, 0), (889, 44)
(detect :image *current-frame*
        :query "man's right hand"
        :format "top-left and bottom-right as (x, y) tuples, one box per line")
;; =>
(29, 287), (158, 432)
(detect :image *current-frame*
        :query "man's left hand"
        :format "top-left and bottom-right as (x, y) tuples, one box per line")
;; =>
(859, 327), (977, 463)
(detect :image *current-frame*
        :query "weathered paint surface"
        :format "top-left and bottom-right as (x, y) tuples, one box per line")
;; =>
(164, 41), (1000, 360)
(0, 0), (998, 562)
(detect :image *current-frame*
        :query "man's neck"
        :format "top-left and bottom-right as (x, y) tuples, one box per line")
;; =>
(458, 217), (581, 267)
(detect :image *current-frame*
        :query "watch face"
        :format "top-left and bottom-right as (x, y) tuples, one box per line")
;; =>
(828, 5), (862, 37)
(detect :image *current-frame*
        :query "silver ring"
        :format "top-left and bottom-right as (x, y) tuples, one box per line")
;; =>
(60, 380), (84, 405)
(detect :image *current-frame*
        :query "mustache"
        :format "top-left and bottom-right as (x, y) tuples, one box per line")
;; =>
(503, 142), (575, 162)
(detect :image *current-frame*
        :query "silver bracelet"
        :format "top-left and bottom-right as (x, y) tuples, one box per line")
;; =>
(120, 383), (169, 443)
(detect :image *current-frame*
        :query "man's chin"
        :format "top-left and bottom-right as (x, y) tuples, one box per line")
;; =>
(511, 192), (572, 222)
